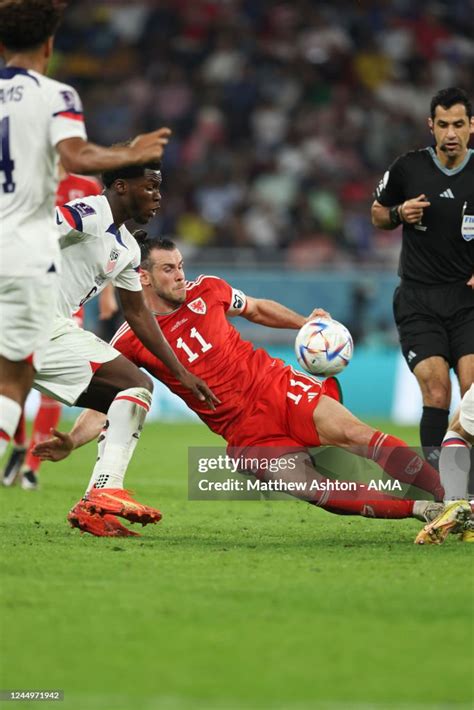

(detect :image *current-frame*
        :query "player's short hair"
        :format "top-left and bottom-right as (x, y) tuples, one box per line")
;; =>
(139, 237), (177, 272)
(430, 87), (472, 120)
(0, 0), (65, 50)
(101, 142), (161, 188)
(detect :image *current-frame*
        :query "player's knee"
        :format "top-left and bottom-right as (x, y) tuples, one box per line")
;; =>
(342, 420), (374, 447)
(142, 372), (153, 393)
(421, 382), (450, 408)
(133, 370), (153, 393)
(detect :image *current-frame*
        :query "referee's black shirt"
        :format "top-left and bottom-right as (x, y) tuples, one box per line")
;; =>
(375, 147), (474, 285)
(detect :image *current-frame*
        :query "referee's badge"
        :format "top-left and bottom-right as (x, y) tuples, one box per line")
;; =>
(461, 201), (474, 242)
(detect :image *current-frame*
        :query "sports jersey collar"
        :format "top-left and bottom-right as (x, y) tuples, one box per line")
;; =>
(0, 66), (40, 85)
(151, 304), (183, 316)
(427, 146), (473, 175)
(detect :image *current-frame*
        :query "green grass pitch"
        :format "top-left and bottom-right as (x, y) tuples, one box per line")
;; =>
(0, 421), (472, 710)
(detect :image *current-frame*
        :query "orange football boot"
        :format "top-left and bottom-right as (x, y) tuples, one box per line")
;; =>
(68, 501), (140, 537)
(84, 487), (162, 525)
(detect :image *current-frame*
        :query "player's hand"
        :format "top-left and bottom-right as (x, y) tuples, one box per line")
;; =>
(177, 372), (220, 410)
(31, 428), (74, 462)
(467, 275), (474, 289)
(306, 308), (331, 321)
(399, 194), (430, 223)
(129, 127), (171, 164)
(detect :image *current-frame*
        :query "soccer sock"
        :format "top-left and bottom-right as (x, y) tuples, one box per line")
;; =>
(0, 396), (22, 457)
(439, 430), (471, 502)
(24, 395), (62, 474)
(312, 481), (414, 518)
(368, 431), (444, 500)
(420, 406), (449, 468)
(85, 387), (152, 493)
(13, 412), (27, 448)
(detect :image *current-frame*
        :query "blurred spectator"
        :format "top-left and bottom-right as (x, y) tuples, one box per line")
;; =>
(35, 0), (474, 268)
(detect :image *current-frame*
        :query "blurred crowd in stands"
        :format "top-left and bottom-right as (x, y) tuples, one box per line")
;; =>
(53, 0), (474, 267)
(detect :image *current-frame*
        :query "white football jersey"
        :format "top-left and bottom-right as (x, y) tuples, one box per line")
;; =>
(54, 194), (141, 319)
(0, 67), (87, 277)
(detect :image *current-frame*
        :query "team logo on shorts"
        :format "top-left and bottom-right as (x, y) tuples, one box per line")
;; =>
(106, 248), (120, 273)
(187, 298), (207, 314)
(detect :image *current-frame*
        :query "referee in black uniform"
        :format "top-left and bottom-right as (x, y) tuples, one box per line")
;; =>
(371, 87), (474, 464)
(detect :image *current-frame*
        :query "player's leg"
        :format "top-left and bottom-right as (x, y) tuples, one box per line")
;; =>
(267, 450), (442, 522)
(312, 395), (444, 499)
(32, 326), (161, 534)
(2, 407), (28, 487)
(19, 395), (63, 490)
(0, 358), (34, 458)
(456, 355), (474, 397)
(69, 357), (160, 533)
(415, 385), (474, 544)
(0, 273), (57, 458)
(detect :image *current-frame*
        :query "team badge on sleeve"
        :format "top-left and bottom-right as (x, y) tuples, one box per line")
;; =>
(188, 298), (207, 314)
(228, 288), (247, 315)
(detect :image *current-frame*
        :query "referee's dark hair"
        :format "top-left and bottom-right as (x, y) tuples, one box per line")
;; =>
(0, 0), (65, 50)
(430, 87), (472, 120)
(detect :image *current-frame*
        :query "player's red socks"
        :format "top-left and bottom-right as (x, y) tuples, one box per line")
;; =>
(25, 395), (62, 473)
(369, 431), (444, 501)
(313, 481), (414, 518)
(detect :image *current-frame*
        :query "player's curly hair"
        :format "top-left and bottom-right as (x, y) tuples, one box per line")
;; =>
(430, 87), (472, 120)
(139, 237), (177, 272)
(0, 0), (66, 50)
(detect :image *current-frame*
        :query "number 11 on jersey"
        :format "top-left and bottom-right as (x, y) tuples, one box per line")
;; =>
(176, 327), (213, 363)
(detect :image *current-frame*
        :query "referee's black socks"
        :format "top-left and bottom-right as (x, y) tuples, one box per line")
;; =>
(420, 406), (449, 470)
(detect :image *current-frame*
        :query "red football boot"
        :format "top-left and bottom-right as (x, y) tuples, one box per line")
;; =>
(84, 487), (162, 525)
(68, 501), (140, 537)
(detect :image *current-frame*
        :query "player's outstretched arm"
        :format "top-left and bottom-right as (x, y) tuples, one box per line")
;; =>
(117, 289), (219, 409)
(56, 128), (171, 175)
(32, 410), (106, 462)
(241, 297), (329, 329)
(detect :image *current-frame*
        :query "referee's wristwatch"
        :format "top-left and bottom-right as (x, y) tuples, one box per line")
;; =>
(389, 204), (403, 226)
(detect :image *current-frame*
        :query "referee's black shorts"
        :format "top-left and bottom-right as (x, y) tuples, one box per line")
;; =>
(393, 279), (474, 372)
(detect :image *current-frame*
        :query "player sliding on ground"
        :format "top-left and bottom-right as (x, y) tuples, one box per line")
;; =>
(35, 240), (449, 537)
(23, 163), (217, 535)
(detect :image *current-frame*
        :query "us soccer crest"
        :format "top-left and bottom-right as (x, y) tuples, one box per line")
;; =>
(187, 298), (207, 314)
(106, 248), (120, 273)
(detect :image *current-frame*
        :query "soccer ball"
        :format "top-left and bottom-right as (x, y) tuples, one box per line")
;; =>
(295, 317), (353, 377)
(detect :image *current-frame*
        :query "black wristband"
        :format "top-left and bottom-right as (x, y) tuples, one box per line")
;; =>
(389, 205), (402, 226)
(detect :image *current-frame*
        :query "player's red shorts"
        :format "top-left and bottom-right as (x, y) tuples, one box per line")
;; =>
(227, 366), (342, 456)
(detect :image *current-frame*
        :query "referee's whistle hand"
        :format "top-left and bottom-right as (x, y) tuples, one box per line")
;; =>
(401, 194), (431, 223)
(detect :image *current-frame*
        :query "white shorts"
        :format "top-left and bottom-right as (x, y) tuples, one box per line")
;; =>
(33, 318), (121, 406)
(460, 384), (474, 437)
(0, 272), (58, 370)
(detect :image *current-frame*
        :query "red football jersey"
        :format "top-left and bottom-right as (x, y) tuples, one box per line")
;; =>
(111, 275), (293, 439)
(55, 173), (102, 207)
